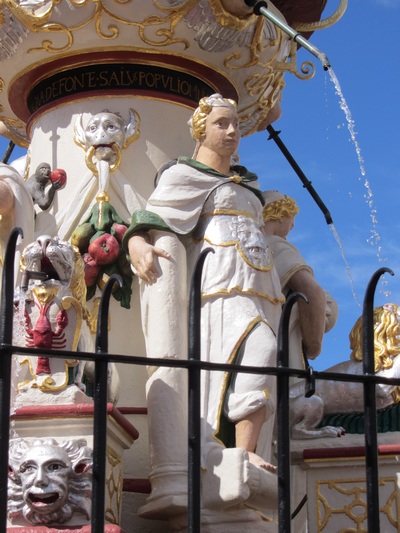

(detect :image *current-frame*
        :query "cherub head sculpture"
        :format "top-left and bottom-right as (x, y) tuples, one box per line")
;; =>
(75, 109), (140, 174)
(8, 438), (92, 525)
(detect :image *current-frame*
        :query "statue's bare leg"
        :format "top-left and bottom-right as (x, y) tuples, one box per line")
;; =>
(235, 406), (277, 473)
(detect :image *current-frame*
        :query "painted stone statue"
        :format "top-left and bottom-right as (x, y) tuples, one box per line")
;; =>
(262, 191), (338, 381)
(289, 303), (400, 439)
(26, 162), (66, 211)
(0, 163), (34, 290)
(12, 235), (120, 406)
(55, 109), (144, 242)
(8, 437), (92, 526)
(124, 94), (284, 528)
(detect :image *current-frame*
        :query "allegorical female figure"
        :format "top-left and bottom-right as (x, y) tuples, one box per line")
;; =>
(124, 94), (284, 474)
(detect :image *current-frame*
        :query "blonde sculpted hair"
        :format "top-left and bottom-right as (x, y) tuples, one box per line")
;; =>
(188, 93), (237, 141)
(262, 191), (300, 222)
(350, 303), (400, 402)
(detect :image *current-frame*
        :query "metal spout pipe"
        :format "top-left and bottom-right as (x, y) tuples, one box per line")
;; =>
(244, 0), (331, 70)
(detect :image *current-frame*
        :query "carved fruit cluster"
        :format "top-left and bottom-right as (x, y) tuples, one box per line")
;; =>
(71, 200), (133, 309)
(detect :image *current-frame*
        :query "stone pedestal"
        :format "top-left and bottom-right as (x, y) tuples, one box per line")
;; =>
(8, 404), (138, 529)
(289, 433), (400, 532)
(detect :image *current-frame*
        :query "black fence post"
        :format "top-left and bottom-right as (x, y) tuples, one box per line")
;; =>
(188, 248), (213, 533)
(0, 228), (22, 533)
(277, 291), (307, 533)
(91, 274), (122, 533)
(362, 266), (394, 533)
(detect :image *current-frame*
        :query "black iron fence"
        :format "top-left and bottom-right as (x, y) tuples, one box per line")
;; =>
(1, 228), (399, 533)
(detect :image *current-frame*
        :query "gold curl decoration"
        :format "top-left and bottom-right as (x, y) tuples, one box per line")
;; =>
(273, 41), (316, 80)
(4, 0), (197, 54)
(224, 17), (284, 71)
(208, 0), (256, 30)
(238, 73), (285, 136)
(0, 116), (29, 147)
(28, 22), (74, 53)
(292, 0), (348, 33)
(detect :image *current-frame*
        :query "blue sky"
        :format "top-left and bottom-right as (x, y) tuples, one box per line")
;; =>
(1, 0), (399, 370)
(240, 0), (400, 369)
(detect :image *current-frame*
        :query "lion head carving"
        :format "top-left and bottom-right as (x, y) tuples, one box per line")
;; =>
(19, 235), (92, 328)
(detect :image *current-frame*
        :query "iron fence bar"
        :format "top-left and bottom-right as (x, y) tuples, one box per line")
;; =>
(0, 228), (398, 531)
(277, 292), (306, 533)
(4, 342), (400, 387)
(362, 267), (394, 533)
(0, 227), (22, 533)
(188, 248), (213, 533)
(91, 274), (122, 533)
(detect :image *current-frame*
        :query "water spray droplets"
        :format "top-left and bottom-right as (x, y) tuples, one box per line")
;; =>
(330, 224), (360, 308)
(328, 68), (389, 296)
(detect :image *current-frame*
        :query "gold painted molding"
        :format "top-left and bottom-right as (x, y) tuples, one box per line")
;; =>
(208, 0), (256, 30)
(293, 0), (348, 33)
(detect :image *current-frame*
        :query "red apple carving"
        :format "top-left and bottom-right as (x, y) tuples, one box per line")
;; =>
(88, 233), (120, 265)
(112, 222), (128, 242)
(83, 253), (101, 286)
(49, 168), (67, 189)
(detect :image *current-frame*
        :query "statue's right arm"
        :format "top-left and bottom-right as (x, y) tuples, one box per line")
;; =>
(127, 231), (171, 285)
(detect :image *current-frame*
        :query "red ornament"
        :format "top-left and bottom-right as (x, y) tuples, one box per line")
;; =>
(49, 168), (67, 189)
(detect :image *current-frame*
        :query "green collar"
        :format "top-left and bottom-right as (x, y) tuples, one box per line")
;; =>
(177, 156), (264, 205)
(178, 156), (258, 182)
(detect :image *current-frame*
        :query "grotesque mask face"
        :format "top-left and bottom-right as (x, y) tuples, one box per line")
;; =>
(75, 109), (140, 172)
(8, 438), (93, 526)
(19, 445), (71, 516)
(84, 113), (126, 151)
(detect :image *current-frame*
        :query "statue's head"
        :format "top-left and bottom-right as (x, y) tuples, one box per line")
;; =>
(20, 235), (83, 295)
(84, 111), (128, 150)
(75, 109), (140, 170)
(35, 163), (51, 184)
(262, 191), (299, 222)
(350, 303), (400, 371)
(188, 93), (237, 141)
(79, 109), (139, 150)
(8, 438), (92, 525)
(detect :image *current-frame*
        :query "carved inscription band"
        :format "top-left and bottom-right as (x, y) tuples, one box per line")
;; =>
(28, 63), (218, 114)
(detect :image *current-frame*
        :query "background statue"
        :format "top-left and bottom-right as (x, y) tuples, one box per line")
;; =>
(25, 162), (66, 211)
(289, 303), (400, 439)
(0, 163), (34, 291)
(12, 235), (120, 406)
(8, 437), (92, 526)
(262, 191), (338, 386)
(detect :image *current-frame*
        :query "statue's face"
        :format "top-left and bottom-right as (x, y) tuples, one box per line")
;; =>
(201, 106), (240, 158)
(19, 444), (71, 515)
(36, 163), (51, 184)
(84, 112), (126, 149)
